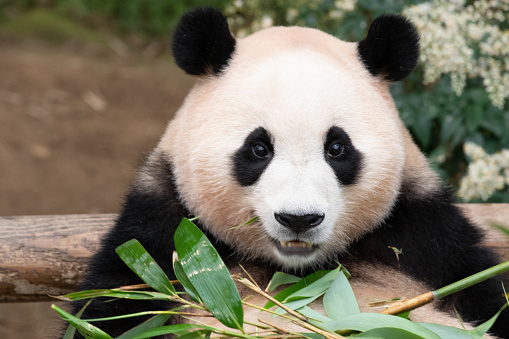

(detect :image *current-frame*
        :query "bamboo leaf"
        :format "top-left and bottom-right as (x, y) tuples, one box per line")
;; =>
(321, 313), (440, 338)
(285, 267), (340, 302)
(323, 269), (360, 319)
(117, 314), (173, 339)
(275, 292), (326, 314)
(62, 299), (93, 339)
(297, 306), (333, 323)
(116, 239), (176, 296)
(52, 304), (113, 339)
(470, 303), (508, 336)
(174, 259), (203, 303)
(353, 327), (431, 338)
(264, 270), (330, 309)
(266, 272), (302, 292)
(419, 323), (484, 338)
(59, 289), (173, 301)
(127, 324), (217, 339)
(174, 218), (244, 331)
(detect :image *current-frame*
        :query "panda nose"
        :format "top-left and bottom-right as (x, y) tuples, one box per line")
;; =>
(274, 213), (324, 233)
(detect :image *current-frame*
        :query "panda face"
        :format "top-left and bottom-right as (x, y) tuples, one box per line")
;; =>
(162, 26), (406, 268)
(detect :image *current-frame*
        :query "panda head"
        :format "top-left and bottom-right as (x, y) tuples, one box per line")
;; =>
(159, 8), (424, 268)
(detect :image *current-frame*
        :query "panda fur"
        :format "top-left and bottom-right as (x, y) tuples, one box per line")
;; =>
(72, 8), (509, 338)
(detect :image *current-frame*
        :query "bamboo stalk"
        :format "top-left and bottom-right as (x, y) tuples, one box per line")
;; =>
(434, 261), (509, 299)
(380, 292), (435, 315)
(381, 260), (509, 316)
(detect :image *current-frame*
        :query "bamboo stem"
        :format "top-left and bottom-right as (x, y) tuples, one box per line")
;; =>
(380, 292), (435, 315)
(382, 260), (509, 316)
(434, 260), (509, 299)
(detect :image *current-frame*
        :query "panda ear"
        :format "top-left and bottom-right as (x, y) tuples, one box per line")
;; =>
(172, 8), (236, 76)
(357, 14), (419, 82)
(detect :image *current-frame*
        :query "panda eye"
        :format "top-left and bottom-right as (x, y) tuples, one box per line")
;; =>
(328, 143), (344, 158)
(252, 143), (269, 158)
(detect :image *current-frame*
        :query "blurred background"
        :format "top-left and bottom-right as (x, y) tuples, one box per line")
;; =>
(0, 0), (508, 338)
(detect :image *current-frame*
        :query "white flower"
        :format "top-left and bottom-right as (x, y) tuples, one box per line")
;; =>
(459, 142), (509, 201)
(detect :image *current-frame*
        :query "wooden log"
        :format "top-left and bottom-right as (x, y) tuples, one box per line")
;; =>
(0, 205), (508, 303)
(0, 214), (115, 302)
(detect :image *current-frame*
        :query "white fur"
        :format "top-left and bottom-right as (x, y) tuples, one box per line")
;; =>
(158, 26), (408, 268)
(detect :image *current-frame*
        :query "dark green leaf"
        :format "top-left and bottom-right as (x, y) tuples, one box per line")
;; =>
(62, 299), (93, 339)
(174, 259), (202, 303)
(264, 270), (330, 309)
(266, 272), (302, 292)
(129, 324), (217, 339)
(276, 292), (326, 314)
(174, 218), (244, 331)
(117, 314), (173, 339)
(52, 304), (113, 339)
(61, 289), (172, 301)
(285, 267), (340, 302)
(116, 239), (176, 296)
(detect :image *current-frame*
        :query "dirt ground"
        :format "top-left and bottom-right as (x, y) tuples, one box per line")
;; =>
(0, 38), (194, 338)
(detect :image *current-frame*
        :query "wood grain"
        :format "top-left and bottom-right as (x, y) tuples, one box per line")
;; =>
(0, 205), (507, 302)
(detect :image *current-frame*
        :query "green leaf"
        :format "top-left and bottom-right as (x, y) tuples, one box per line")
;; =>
(285, 267), (340, 302)
(470, 303), (508, 336)
(323, 270), (360, 319)
(62, 299), (93, 339)
(266, 272), (302, 292)
(117, 314), (173, 339)
(116, 239), (176, 296)
(297, 306), (333, 323)
(176, 330), (212, 339)
(321, 313), (440, 338)
(419, 323), (483, 338)
(276, 292), (326, 314)
(128, 324), (217, 339)
(61, 289), (173, 301)
(52, 304), (113, 339)
(174, 259), (202, 303)
(353, 327), (431, 338)
(174, 218), (244, 331)
(264, 270), (330, 309)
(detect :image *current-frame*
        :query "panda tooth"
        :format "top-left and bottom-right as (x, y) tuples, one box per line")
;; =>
(279, 240), (312, 248)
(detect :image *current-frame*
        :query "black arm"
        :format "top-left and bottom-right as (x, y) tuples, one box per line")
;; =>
(70, 155), (234, 337)
(351, 187), (508, 338)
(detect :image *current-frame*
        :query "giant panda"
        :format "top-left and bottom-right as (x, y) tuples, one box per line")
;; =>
(72, 7), (509, 338)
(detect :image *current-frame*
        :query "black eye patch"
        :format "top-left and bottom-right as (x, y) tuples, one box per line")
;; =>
(232, 127), (274, 186)
(324, 126), (363, 185)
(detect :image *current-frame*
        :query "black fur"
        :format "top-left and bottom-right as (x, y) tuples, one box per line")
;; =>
(71, 156), (236, 337)
(324, 126), (363, 185)
(73, 153), (508, 338)
(232, 127), (274, 186)
(357, 14), (420, 81)
(172, 8), (236, 75)
(347, 187), (508, 338)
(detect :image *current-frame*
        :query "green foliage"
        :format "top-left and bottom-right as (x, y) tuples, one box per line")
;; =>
(54, 218), (509, 338)
(3, 0), (507, 200)
(1, 0), (230, 37)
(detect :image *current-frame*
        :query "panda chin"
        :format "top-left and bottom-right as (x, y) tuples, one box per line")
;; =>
(276, 240), (317, 255)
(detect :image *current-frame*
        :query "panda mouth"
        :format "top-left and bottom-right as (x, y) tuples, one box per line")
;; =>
(276, 240), (316, 255)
